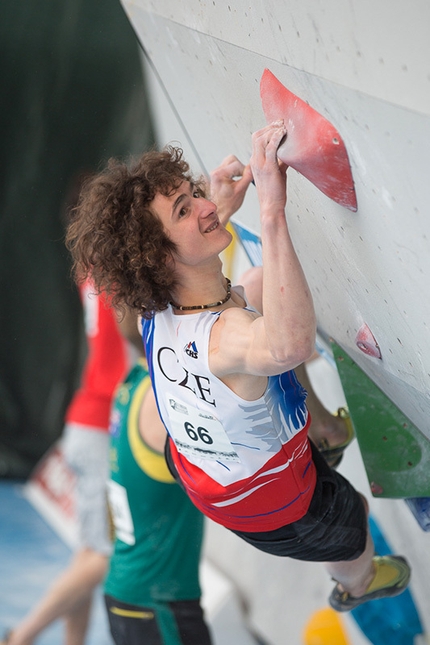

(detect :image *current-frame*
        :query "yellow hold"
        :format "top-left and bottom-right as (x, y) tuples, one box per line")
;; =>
(221, 222), (237, 278)
(302, 607), (351, 645)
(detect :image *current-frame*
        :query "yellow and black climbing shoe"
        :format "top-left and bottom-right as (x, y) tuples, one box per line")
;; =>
(329, 555), (411, 612)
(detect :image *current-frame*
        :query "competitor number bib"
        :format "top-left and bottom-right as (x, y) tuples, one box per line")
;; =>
(166, 394), (240, 462)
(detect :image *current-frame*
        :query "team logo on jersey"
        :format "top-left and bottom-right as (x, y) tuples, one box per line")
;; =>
(184, 340), (198, 358)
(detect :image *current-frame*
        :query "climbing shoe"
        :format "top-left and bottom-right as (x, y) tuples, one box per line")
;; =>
(329, 555), (411, 612)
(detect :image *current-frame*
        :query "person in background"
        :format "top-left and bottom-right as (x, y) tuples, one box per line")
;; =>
(2, 282), (129, 645)
(104, 349), (212, 645)
(65, 124), (411, 612)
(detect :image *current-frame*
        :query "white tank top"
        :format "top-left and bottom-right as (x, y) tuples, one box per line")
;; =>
(142, 295), (316, 532)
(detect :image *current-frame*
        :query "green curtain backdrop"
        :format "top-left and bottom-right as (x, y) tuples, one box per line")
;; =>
(0, 0), (156, 477)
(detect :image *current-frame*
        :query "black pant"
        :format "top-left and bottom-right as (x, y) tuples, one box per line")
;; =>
(105, 595), (212, 645)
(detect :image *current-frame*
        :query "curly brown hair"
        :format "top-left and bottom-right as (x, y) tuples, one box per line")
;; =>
(65, 146), (206, 318)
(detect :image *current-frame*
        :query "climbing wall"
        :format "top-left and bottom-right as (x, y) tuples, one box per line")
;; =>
(119, 3), (430, 641)
(122, 0), (430, 448)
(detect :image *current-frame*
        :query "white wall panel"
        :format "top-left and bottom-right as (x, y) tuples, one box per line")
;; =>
(123, 1), (430, 441)
(121, 3), (430, 643)
(126, 0), (430, 114)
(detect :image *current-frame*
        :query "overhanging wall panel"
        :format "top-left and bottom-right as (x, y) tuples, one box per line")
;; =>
(123, 2), (430, 442)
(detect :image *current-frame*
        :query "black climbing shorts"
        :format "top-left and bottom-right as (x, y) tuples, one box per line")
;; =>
(232, 441), (368, 562)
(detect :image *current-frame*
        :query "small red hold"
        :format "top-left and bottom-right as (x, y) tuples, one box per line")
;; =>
(370, 482), (384, 495)
(355, 323), (382, 359)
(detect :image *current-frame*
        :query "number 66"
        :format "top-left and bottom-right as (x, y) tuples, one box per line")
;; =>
(184, 422), (213, 445)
